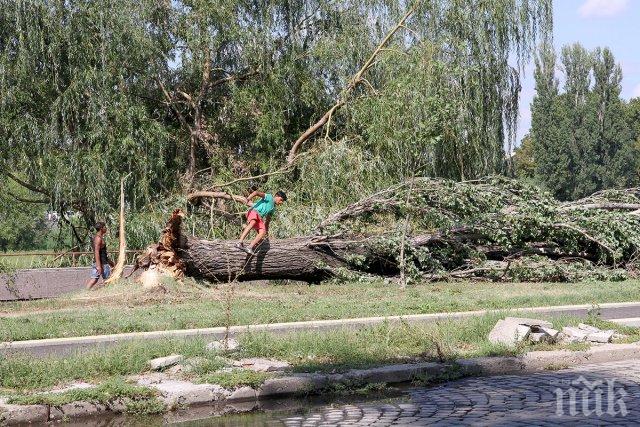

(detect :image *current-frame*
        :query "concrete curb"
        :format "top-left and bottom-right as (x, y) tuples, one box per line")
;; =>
(2, 342), (640, 425)
(4, 301), (640, 357)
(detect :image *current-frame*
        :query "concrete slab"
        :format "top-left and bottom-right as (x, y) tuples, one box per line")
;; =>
(136, 378), (229, 406)
(488, 319), (532, 347)
(611, 317), (640, 327)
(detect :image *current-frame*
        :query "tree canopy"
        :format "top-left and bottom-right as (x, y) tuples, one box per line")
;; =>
(530, 42), (639, 200)
(1, 0), (553, 249)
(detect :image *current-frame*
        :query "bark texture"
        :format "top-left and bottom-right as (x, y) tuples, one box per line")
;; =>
(180, 236), (355, 282)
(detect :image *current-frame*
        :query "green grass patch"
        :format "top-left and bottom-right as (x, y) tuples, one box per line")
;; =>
(7, 378), (164, 415)
(1, 313), (638, 397)
(4, 279), (640, 342)
(0, 339), (212, 392)
(197, 370), (271, 389)
(236, 313), (529, 373)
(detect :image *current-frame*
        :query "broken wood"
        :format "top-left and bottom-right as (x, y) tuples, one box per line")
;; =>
(187, 191), (248, 204)
(105, 174), (130, 284)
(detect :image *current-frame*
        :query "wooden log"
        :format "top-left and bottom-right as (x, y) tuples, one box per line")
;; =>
(178, 236), (357, 283)
(141, 210), (480, 283)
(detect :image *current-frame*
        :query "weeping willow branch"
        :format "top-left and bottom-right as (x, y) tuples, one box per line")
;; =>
(187, 191), (248, 204)
(286, 4), (418, 164)
(4, 172), (51, 197)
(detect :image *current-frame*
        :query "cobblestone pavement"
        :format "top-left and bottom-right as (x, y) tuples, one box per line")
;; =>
(273, 360), (640, 426)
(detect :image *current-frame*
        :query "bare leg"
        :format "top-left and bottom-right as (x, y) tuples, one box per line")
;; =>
(86, 278), (99, 290)
(239, 220), (256, 242)
(249, 229), (267, 250)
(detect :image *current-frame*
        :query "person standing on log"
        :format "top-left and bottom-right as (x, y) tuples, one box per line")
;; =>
(235, 190), (287, 255)
(86, 221), (114, 289)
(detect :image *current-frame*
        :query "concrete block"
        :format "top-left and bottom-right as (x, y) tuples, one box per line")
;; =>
(529, 332), (548, 343)
(488, 319), (531, 347)
(587, 330), (615, 343)
(0, 402), (49, 425)
(60, 401), (107, 418)
(206, 339), (240, 352)
(233, 358), (291, 372)
(148, 354), (184, 371)
(561, 326), (589, 342)
(228, 386), (257, 402)
(578, 323), (600, 333)
(540, 326), (560, 340)
(257, 376), (317, 398)
(140, 379), (229, 406)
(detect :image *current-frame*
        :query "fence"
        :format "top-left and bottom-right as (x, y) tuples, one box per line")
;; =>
(0, 250), (142, 270)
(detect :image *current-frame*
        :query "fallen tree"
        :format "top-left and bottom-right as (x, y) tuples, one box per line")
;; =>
(137, 177), (640, 283)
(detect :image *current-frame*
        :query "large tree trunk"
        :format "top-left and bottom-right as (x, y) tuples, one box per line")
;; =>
(135, 210), (473, 283)
(180, 236), (362, 283)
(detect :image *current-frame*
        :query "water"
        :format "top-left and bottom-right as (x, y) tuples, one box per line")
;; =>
(64, 388), (411, 426)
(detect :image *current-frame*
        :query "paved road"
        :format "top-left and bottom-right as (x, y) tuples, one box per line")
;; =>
(273, 360), (640, 426)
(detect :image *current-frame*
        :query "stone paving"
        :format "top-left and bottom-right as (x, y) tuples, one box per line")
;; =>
(272, 360), (640, 426)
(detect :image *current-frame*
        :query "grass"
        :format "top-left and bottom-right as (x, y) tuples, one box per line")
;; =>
(0, 314), (520, 394)
(4, 278), (640, 342)
(0, 313), (637, 413)
(0, 339), (217, 391)
(6, 378), (164, 415)
(0, 250), (137, 270)
(234, 313), (607, 373)
(197, 370), (272, 389)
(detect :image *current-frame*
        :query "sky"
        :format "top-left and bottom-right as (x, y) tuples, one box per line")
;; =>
(515, 0), (640, 146)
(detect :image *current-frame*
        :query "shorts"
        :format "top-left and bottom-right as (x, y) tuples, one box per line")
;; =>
(247, 209), (267, 232)
(90, 263), (111, 280)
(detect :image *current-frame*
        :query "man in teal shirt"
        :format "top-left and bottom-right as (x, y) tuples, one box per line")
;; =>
(236, 190), (287, 255)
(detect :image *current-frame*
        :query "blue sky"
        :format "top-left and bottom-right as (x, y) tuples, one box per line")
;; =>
(516, 0), (640, 145)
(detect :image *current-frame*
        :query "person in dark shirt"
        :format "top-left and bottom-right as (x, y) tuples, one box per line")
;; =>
(85, 221), (114, 290)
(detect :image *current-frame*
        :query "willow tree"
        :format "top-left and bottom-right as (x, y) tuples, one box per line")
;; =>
(0, 0), (174, 239)
(148, 0), (397, 188)
(285, 0), (554, 182)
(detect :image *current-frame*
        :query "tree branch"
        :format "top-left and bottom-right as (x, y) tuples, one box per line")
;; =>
(187, 191), (248, 205)
(4, 172), (51, 197)
(286, 4), (417, 164)
(559, 203), (640, 211)
(7, 191), (49, 204)
(156, 76), (193, 133)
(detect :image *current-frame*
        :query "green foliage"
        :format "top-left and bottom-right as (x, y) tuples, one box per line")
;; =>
(316, 176), (640, 280)
(513, 134), (536, 179)
(198, 370), (271, 389)
(7, 378), (164, 415)
(0, 179), (58, 251)
(0, 0), (553, 250)
(531, 43), (639, 200)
